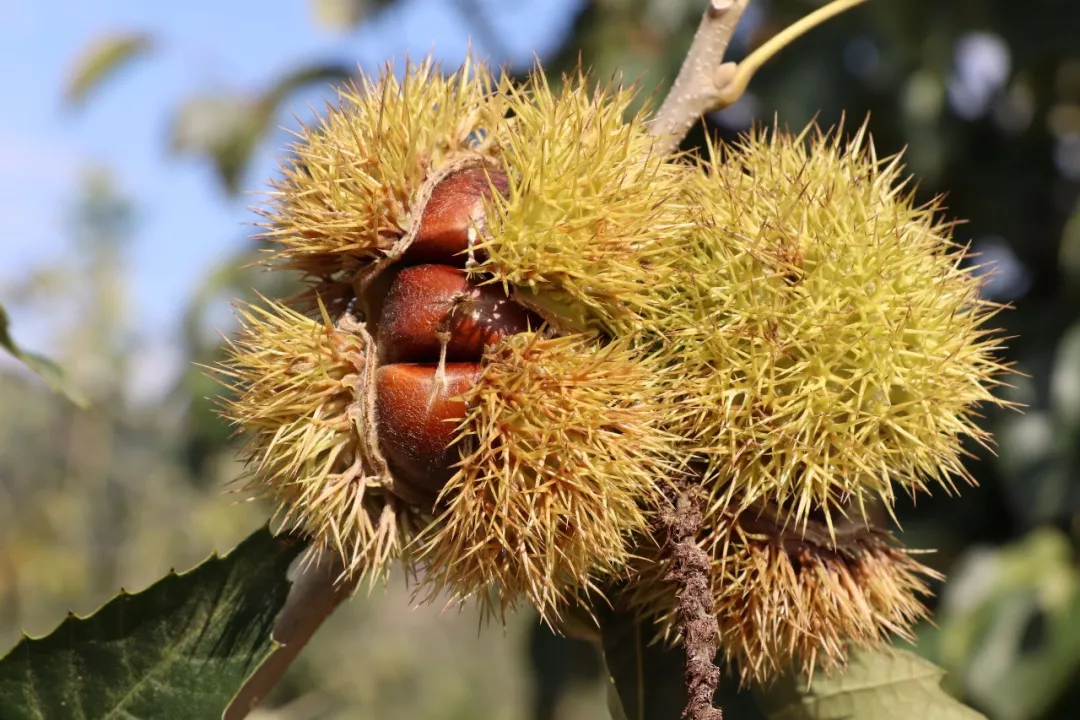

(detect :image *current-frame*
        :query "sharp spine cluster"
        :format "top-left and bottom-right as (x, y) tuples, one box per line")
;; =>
(217, 56), (1010, 684)
(630, 500), (938, 685)
(658, 124), (1009, 524)
(420, 332), (674, 620)
(216, 301), (416, 580)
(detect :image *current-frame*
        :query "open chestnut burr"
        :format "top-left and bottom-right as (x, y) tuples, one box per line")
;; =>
(220, 59), (1009, 703)
(370, 167), (539, 495)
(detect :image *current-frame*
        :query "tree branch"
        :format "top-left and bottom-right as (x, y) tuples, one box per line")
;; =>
(649, 0), (751, 154)
(649, 0), (869, 153)
(714, 0), (868, 109)
(224, 548), (359, 720)
(664, 481), (722, 720)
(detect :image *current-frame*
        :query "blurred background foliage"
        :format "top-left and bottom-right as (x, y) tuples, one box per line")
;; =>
(3, 0), (1080, 717)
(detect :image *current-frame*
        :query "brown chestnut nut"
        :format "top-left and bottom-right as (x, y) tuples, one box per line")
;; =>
(378, 264), (538, 365)
(402, 167), (509, 266)
(375, 362), (483, 494)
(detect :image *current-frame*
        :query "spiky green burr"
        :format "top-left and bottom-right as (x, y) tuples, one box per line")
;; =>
(472, 70), (693, 335)
(419, 332), (675, 620)
(617, 121), (1010, 683)
(216, 54), (1012, 683)
(216, 301), (418, 580)
(258, 57), (505, 282)
(652, 123), (1009, 523)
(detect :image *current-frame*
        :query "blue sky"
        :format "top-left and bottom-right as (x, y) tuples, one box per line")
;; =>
(0, 0), (580, 398)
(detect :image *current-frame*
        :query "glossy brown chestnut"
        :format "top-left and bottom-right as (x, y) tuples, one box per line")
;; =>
(375, 362), (483, 494)
(401, 167), (510, 266)
(378, 264), (538, 364)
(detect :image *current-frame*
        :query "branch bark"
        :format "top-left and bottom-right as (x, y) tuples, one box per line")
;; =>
(649, 0), (869, 153)
(648, 0), (751, 154)
(665, 481), (722, 720)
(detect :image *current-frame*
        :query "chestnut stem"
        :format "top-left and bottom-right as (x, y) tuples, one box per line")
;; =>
(224, 546), (359, 720)
(648, 0), (868, 154)
(648, 0), (751, 154)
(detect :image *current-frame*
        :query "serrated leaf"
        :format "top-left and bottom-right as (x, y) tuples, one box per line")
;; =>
(0, 302), (87, 407)
(0, 526), (305, 720)
(757, 648), (986, 720)
(65, 32), (154, 108)
(224, 547), (359, 719)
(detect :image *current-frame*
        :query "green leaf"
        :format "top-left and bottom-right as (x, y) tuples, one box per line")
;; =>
(260, 63), (356, 109)
(64, 32), (154, 108)
(0, 526), (305, 720)
(308, 0), (396, 31)
(934, 529), (1080, 720)
(170, 93), (264, 195)
(1052, 322), (1080, 431)
(0, 302), (87, 407)
(756, 648), (986, 720)
(310, 0), (368, 29)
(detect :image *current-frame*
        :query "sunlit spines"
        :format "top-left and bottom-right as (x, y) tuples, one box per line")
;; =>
(716, 509), (937, 685)
(473, 67), (694, 335)
(221, 59), (1014, 683)
(216, 300), (416, 582)
(627, 501), (938, 686)
(657, 121), (1010, 523)
(258, 56), (506, 283)
(418, 331), (676, 621)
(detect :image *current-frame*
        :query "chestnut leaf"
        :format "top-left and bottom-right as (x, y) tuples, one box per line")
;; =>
(63, 32), (154, 109)
(0, 526), (304, 720)
(756, 648), (987, 720)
